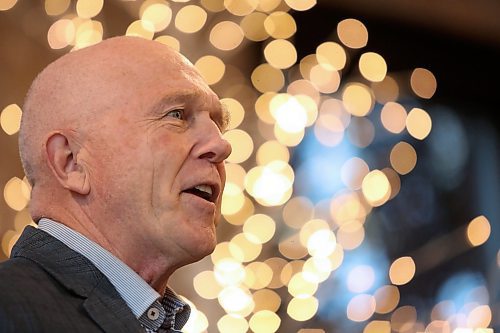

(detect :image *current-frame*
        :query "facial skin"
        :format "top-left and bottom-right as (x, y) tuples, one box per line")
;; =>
(19, 36), (232, 292)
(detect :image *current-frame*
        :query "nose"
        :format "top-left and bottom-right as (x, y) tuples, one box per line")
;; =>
(193, 114), (232, 163)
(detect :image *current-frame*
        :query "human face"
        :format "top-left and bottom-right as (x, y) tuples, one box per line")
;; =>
(87, 48), (232, 266)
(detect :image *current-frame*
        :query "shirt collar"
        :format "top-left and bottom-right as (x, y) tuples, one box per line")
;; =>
(38, 218), (160, 319)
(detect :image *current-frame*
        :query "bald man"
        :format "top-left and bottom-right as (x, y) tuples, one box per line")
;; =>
(0, 36), (231, 332)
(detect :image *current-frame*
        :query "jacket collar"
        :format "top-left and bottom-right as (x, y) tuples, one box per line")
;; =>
(11, 226), (143, 333)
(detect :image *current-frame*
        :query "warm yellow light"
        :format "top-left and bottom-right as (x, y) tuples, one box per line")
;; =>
(372, 75), (399, 103)
(380, 102), (407, 134)
(76, 0), (103, 19)
(264, 39), (297, 69)
(0, 0), (16, 11)
(194, 55), (225, 85)
(363, 320), (391, 333)
(359, 52), (387, 82)
(256, 0), (282, 12)
(316, 42), (346, 71)
(1, 104), (22, 135)
(155, 35), (180, 51)
(229, 233), (262, 262)
(4, 177), (29, 211)
(307, 229), (336, 258)
(251, 64), (285, 93)
(244, 261), (273, 289)
(330, 191), (369, 226)
(252, 289), (281, 312)
(287, 79), (320, 105)
(361, 170), (391, 207)
(221, 184), (245, 215)
(193, 270), (222, 299)
(249, 310), (281, 333)
(466, 215), (491, 247)
(406, 107), (432, 140)
(382, 167), (401, 200)
(274, 121), (305, 147)
(223, 129), (254, 163)
(347, 294), (376, 322)
(284, 0), (316, 11)
(336, 221), (365, 250)
(210, 21), (244, 50)
(224, 196), (255, 225)
(255, 92), (277, 124)
(47, 19), (75, 49)
(390, 306), (417, 332)
(288, 272), (318, 298)
(72, 19), (103, 50)
(220, 98), (244, 130)
(374, 285), (400, 314)
(1, 230), (20, 257)
(280, 260), (305, 285)
(302, 256), (332, 283)
(140, 1), (172, 32)
(175, 5), (207, 33)
(299, 219), (330, 247)
(411, 67), (437, 99)
(45, 0), (70, 16)
(264, 257), (288, 289)
(337, 18), (368, 49)
(299, 54), (319, 80)
(211, 241), (234, 264)
(240, 12), (269, 42)
(390, 141), (417, 175)
(467, 305), (492, 329)
(272, 95), (308, 133)
(279, 235), (308, 260)
(179, 303), (202, 331)
(201, 0), (225, 12)
(287, 296), (319, 321)
(264, 11), (296, 39)
(342, 83), (374, 117)
(214, 257), (246, 286)
(256, 140), (289, 165)
(245, 161), (294, 206)
(389, 256), (416, 285)
(328, 243), (344, 271)
(218, 286), (254, 314)
(126, 20), (154, 40)
(282, 196), (313, 229)
(217, 314), (248, 333)
(224, 0), (259, 16)
(243, 214), (276, 244)
(309, 65), (341, 94)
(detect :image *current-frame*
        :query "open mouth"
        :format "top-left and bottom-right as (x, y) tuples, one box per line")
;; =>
(183, 184), (215, 202)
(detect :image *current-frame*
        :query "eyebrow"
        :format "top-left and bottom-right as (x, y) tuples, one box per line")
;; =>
(150, 90), (231, 132)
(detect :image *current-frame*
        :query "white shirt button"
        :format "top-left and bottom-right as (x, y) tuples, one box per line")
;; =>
(147, 307), (160, 320)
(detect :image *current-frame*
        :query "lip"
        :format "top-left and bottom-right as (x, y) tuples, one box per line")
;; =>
(181, 180), (221, 204)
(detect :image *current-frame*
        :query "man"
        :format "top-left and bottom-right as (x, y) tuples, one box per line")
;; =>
(0, 36), (232, 332)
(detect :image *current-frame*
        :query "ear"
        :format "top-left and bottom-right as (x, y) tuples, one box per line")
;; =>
(45, 132), (90, 195)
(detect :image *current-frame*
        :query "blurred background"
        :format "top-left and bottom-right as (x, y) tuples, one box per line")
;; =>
(0, 0), (499, 332)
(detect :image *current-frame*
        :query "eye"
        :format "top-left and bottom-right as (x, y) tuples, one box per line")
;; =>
(166, 109), (184, 120)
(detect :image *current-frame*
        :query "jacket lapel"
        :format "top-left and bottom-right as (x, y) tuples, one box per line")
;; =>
(11, 226), (144, 333)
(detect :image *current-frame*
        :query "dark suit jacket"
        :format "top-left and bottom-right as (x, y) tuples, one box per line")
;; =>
(0, 226), (144, 332)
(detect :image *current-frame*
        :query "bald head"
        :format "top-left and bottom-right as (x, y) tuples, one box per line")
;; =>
(19, 36), (195, 187)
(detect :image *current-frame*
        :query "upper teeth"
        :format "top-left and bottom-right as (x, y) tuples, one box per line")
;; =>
(195, 185), (212, 196)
